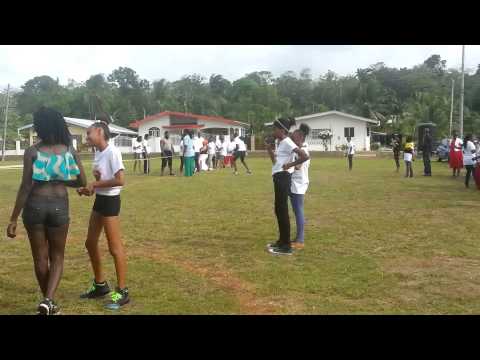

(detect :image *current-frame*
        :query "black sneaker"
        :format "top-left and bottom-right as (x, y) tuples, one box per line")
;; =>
(105, 287), (130, 310)
(51, 301), (60, 315)
(267, 241), (281, 249)
(80, 280), (111, 299)
(268, 246), (293, 256)
(37, 298), (54, 315)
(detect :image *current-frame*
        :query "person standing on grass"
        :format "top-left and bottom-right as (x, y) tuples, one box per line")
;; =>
(142, 134), (151, 174)
(345, 137), (355, 171)
(7, 107), (87, 315)
(265, 117), (309, 256)
(422, 128), (432, 176)
(183, 129), (195, 177)
(132, 136), (144, 174)
(226, 134), (236, 168)
(207, 136), (216, 171)
(449, 131), (463, 177)
(463, 134), (476, 188)
(289, 124), (311, 250)
(404, 136), (415, 178)
(215, 136), (223, 168)
(179, 132), (185, 174)
(77, 116), (129, 310)
(392, 135), (401, 172)
(217, 135), (226, 169)
(160, 131), (175, 176)
(232, 132), (252, 175)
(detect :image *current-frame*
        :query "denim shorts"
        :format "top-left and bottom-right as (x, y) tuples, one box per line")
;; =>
(22, 195), (69, 227)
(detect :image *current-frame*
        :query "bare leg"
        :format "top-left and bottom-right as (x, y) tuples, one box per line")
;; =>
(103, 216), (127, 289)
(45, 224), (69, 299)
(25, 224), (49, 297)
(85, 211), (105, 283)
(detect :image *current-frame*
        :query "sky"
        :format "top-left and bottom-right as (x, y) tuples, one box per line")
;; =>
(1, 45), (479, 92)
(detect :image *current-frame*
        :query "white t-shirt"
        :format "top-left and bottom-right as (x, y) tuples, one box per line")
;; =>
(207, 142), (216, 155)
(234, 136), (247, 151)
(132, 139), (143, 154)
(451, 138), (463, 152)
(193, 136), (204, 153)
(220, 142), (228, 156)
(215, 139), (222, 152)
(142, 139), (151, 154)
(463, 141), (476, 166)
(346, 141), (355, 155)
(179, 140), (184, 154)
(93, 144), (125, 196)
(272, 137), (298, 175)
(227, 142), (236, 155)
(291, 144), (310, 194)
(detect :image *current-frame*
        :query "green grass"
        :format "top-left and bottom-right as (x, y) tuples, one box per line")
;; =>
(2, 154), (480, 314)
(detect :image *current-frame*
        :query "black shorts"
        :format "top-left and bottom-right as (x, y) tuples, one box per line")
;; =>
(22, 195), (69, 227)
(93, 194), (121, 217)
(234, 151), (246, 161)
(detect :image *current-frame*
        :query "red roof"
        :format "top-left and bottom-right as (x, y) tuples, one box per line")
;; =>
(162, 124), (205, 129)
(129, 111), (248, 129)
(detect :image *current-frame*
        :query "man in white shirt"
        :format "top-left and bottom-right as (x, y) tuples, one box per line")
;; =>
(193, 132), (203, 173)
(345, 137), (355, 171)
(132, 136), (144, 174)
(207, 136), (216, 171)
(142, 134), (151, 174)
(232, 132), (252, 175)
(215, 136), (223, 168)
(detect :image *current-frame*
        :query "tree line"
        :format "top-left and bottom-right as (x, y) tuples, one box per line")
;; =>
(2, 54), (480, 146)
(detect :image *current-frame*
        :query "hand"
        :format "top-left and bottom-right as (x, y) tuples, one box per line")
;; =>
(282, 163), (291, 171)
(7, 221), (17, 238)
(93, 169), (101, 181)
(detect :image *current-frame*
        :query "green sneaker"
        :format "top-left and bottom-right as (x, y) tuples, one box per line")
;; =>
(105, 288), (130, 310)
(80, 280), (111, 299)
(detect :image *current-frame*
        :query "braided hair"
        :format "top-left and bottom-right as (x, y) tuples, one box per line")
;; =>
(33, 107), (72, 146)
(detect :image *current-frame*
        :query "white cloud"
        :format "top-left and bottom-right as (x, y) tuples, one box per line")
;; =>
(1, 45), (479, 91)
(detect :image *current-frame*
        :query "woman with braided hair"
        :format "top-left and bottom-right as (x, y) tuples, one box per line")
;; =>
(7, 107), (87, 315)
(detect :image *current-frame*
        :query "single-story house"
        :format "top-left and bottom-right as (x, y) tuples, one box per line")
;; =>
(129, 111), (250, 153)
(266, 111), (379, 151)
(18, 117), (138, 153)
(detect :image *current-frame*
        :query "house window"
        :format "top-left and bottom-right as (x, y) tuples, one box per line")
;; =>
(149, 127), (161, 137)
(114, 135), (133, 148)
(344, 127), (354, 138)
(367, 127), (370, 136)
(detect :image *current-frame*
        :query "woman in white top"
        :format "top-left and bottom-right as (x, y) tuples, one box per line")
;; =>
(132, 136), (144, 174)
(449, 131), (463, 177)
(207, 136), (217, 171)
(77, 117), (129, 310)
(226, 136), (236, 168)
(266, 117), (309, 255)
(345, 137), (355, 171)
(289, 124), (311, 250)
(463, 134), (476, 188)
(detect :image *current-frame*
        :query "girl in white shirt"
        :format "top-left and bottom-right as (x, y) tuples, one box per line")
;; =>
(266, 117), (309, 255)
(463, 134), (476, 188)
(132, 136), (144, 174)
(77, 118), (129, 311)
(289, 124), (311, 250)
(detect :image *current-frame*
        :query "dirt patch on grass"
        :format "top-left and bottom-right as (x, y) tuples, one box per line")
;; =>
(128, 245), (278, 314)
(384, 255), (480, 302)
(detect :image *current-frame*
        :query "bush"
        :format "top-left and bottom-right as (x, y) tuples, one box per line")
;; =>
(371, 142), (381, 151)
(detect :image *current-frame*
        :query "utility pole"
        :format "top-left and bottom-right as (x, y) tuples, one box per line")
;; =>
(2, 84), (11, 162)
(449, 78), (455, 138)
(459, 45), (465, 138)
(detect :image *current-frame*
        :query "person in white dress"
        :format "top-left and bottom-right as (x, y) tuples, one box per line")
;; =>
(463, 134), (476, 188)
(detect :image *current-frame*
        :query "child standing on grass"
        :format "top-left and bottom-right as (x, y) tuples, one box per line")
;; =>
(77, 116), (130, 310)
(289, 124), (311, 250)
(345, 137), (355, 171)
(404, 136), (415, 178)
(265, 117), (309, 256)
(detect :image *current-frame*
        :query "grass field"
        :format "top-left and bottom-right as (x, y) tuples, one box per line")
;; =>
(1, 153), (480, 315)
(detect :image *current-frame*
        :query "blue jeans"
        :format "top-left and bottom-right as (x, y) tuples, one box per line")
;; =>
(289, 193), (305, 243)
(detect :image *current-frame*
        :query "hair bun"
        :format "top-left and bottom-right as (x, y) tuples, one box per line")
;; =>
(299, 123), (311, 137)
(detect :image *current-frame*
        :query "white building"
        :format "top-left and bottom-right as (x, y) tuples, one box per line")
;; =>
(268, 111), (379, 151)
(129, 111), (250, 153)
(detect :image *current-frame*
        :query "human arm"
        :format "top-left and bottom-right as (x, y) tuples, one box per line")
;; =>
(282, 147), (309, 171)
(64, 148), (87, 188)
(7, 147), (35, 237)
